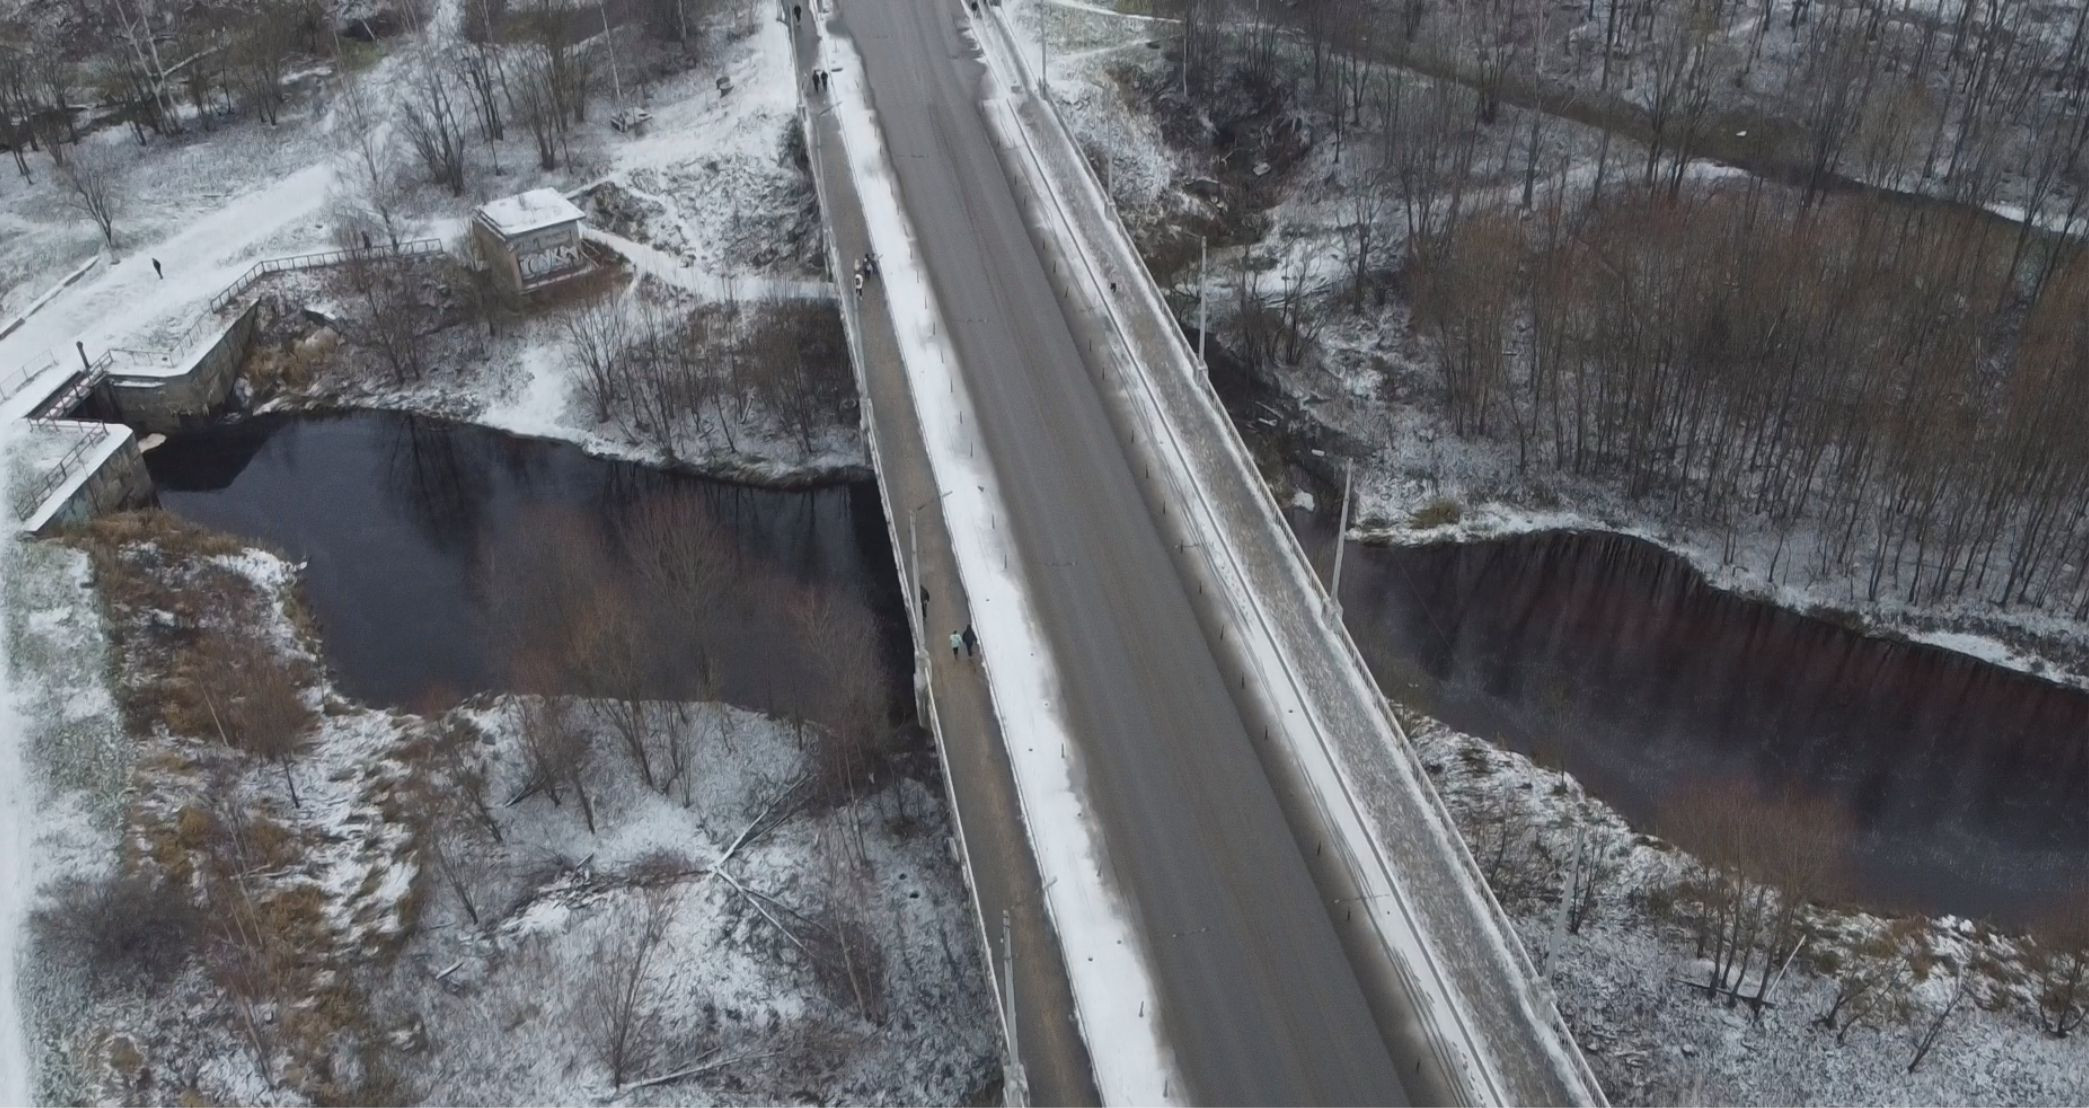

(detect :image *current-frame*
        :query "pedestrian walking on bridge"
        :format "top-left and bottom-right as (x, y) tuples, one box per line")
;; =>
(961, 624), (978, 658)
(948, 630), (963, 658)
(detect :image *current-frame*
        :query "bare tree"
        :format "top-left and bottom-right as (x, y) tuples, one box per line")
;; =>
(1815, 922), (1920, 1044)
(233, 0), (302, 126)
(791, 585), (891, 842)
(1340, 172), (1388, 307)
(400, 56), (469, 195)
(1661, 782), (1849, 1013)
(576, 887), (680, 1088)
(746, 302), (850, 451)
(59, 144), (123, 248)
(568, 579), (679, 792)
(567, 291), (635, 422)
(335, 64), (402, 248)
(331, 246), (441, 385)
(514, 680), (598, 832)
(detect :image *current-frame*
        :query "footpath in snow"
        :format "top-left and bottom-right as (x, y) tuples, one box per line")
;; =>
(816, 22), (1181, 1104)
(0, 417), (32, 1101)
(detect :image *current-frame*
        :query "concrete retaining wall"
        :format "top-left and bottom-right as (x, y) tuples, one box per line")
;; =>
(106, 302), (258, 432)
(31, 433), (152, 535)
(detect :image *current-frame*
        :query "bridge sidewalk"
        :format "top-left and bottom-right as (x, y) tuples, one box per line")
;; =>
(789, 12), (1101, 1105)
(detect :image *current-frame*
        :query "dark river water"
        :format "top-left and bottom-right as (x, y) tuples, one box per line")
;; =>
(1291, 514), (2089, 925)
(146, 412), (910, 718)
(144, 410), (2089, 925)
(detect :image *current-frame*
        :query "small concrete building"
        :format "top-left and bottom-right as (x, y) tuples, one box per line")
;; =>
(471, 188), (589, 295)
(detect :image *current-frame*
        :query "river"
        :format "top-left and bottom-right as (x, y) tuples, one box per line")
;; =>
(144, 411), (2089, 927)
(1293, 514), (2089, 927)
(145, 411), (911, 717)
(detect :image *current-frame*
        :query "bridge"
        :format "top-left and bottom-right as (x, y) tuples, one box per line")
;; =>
(790, 0), (1605, 1102)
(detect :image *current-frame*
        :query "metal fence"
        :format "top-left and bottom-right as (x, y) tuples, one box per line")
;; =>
(15, 422), (109, 524)
(0, 357), (56, 404)
(206, 237), (446, 314)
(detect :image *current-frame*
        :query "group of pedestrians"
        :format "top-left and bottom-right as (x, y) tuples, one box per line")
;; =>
(922, 585), (982, 661)
(852, 250), (878, 300)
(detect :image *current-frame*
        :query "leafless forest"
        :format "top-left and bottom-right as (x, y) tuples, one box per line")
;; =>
(1140, 0), (2089, 623)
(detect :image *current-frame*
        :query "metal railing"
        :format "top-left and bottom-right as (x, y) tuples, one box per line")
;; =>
(15, 422), (110, 524)
(0, 358), (56, 403)
(970, 5), (1604, 1103)
(796, 64), (1032, 1108)
(30, 363), (107, 419)
(207, 237), (446, 314)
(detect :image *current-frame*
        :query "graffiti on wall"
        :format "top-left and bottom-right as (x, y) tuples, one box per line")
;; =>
(519, 241), (583, 282)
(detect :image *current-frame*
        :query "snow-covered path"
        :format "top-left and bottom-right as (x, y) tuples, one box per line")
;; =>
(0, 415), (35, 1102)
(818, 23), (1182, 1104)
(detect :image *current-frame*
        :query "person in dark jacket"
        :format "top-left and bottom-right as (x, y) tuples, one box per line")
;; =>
(961, 624), (978, 657)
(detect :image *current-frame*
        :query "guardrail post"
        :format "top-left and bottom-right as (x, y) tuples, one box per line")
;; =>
(1326, 459), (1350, 622)
(1197, 234), (1207, 374)
(1002, 908), (1029, 1107)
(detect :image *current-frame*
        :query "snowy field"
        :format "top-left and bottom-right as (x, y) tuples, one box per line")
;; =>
(5, 512), (995, 1103)
(0, 0), (863, 488)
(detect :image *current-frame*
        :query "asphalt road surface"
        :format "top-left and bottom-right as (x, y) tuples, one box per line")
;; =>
(839, 0), (1417, 1101)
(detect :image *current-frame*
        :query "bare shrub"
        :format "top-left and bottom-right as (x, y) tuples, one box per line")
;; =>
(33, 872), (198, 985)
(2031, 887), (2089, 1038)
(197, 633), (316, 807)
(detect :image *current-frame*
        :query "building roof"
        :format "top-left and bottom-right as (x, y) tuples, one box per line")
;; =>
(475, 188), (586, 237)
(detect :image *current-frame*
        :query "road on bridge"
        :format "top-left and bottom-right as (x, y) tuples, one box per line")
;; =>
(830, 0), (1424, 1100)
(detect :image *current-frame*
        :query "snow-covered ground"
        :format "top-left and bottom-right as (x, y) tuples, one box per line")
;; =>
(15, 512), (994, 1103)
(0, 0), (861, 493)
(0, 417), (34, 1100)
(262, 17), (864, 484)
(0, 527), (137, 1101)
(1413, 713), (2089, 1106)
(817, 19), (1181, 1102)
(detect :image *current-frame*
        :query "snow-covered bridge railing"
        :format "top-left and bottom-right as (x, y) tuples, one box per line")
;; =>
(967, 3), (1604, 1103)
(14, 423), (107, 523)
(206, 237), (446, 314)
(0, 358), (56, 404)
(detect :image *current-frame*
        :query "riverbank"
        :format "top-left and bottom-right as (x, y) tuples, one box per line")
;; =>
(1412, 712), (2089, 1106)
(10, 508), (991, 1102)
